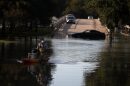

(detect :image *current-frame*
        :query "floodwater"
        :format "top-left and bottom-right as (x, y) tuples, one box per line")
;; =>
(0, 35), (130, 86)
(49, 39), (103, 86)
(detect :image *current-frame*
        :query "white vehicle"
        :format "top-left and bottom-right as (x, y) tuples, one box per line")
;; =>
(66, 14), (76, 24)
(88, 16), (93, 19)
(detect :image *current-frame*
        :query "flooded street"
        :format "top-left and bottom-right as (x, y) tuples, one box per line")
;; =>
(49, 39), (103, 86)
(0, 35), (130, 86)
(1, 0), (130, 86)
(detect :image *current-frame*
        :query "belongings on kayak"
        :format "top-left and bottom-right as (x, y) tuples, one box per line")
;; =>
(22, 58), (39, 64)
(37, 40), (49, 53)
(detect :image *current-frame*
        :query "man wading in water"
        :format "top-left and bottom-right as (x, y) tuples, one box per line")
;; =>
(37, 39), (48, 53)
(37, 40), (45, 53)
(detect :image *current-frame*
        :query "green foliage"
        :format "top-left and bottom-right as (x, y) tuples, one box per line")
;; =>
(51, 0), (67, 17)
(1, 0), (130, 34)
(84, 0), (130, 30)
(63, 0), (88, 18)
(0, 0), (55, 24)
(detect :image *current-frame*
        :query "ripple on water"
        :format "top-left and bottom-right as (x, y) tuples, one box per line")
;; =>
(49, 38), (104, 86)
(49, 38), (104, 64)
(50, 62), (99, 86)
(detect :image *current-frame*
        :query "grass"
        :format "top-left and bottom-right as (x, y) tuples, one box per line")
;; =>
(0, 40), (17, 44)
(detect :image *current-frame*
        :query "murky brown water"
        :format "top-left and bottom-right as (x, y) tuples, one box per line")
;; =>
(49, 39), (103, 86)
(85, 35), (130, 86)
(0, 35), (130, 86)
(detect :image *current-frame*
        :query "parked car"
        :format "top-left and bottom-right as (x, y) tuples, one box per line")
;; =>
(66, 14), (76, 24)
(88, 16), (93, 19)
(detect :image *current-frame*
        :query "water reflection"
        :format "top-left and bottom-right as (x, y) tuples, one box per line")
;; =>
(0, 36), (52, 59)
(49, 38), (104, 86)
(0, 63), (55, 86)
(0, 36), (54, 86)
(0, 36), (38, 59)
(85, 35), (130, 86)
(1, 35), (130, 86)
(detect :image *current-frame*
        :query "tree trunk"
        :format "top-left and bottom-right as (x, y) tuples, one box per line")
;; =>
(9, 21), (15, 32)
(2, 19), (5, 34)
(29, 21), (33, 31)
(109, 29), (114, 47)
(35, 20), (38, 32)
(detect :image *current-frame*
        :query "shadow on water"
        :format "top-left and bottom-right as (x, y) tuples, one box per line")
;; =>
(48, 38), (105, 86)
(85, 34), (130, 86)
(0, 36), (53, 60)
(0, 63), (55, 86)
(0, 36), (54, 86)
(2, 34), (130, 86)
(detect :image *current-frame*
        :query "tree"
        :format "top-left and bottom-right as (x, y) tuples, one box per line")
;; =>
(84, 0), (130, 30)
(63, 0), (87, 18)
(0, 0), (55, 34)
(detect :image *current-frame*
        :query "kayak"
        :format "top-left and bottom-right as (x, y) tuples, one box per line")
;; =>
(17, 58), (39, 65)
